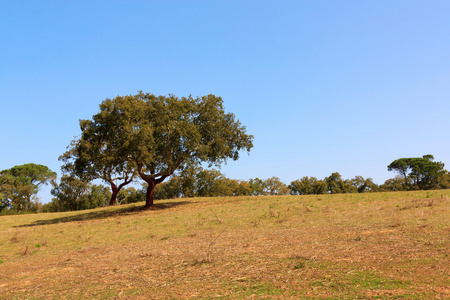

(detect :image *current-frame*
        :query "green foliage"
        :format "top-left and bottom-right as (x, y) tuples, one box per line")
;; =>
(196, 169), (236, 197)
(0, 173), (32, 213)
(325, 172), (356, 194)
(289, 175), (380, 195)
(249, 178), (267, 196)
(263, 176), (290, 195)
(380, 175), (407, 191)
(195, 169), (225, 197)
(289, 177), (312, 195)
(388, 155), (446, 190)
(234, 180), (252, 196)
(154, 167), (252, 199)
(436, 171), (450, 189)
(45, 174), (111, 212)
(311, 177), (327, 194)
(48, 174), (89, 211)
(2, 164), (56, 187)
(117, 187), (145, 204)
(60, 116), (136, 205)
(0, 164), (56, 213)
(350, 176), (379, 193)
(248, 177), (289, 196)
(289, 176), (327, 195)
(154, 177), (182, 199)
(71, 92), (253, 208)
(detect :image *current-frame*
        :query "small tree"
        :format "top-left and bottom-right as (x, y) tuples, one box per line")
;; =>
(289, 177), (313, 195)
(0, 173), (32, 212)
(380, 175), (407, 191)
(249, 178), (267, 196)
(49, 174), (111, 212)
(264, 176), (289, 195)
(310, 177), (328, 194)
(325, 172), (345, 194)
(325, 172), (356, 194)
(232, 180), (252, 196)
(351, 176), (379, 193)
(50, 174), (90, 211)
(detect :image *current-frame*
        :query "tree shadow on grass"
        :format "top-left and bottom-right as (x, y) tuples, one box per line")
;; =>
(16, 200), (193, 227)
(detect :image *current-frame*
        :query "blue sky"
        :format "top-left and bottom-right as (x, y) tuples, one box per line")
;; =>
(1, 1), (449, 203)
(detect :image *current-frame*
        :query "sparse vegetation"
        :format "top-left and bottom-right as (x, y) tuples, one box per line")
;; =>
(0, 190), (449, 299)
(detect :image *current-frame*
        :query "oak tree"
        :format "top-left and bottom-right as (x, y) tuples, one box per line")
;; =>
(67, 92), (253, 209)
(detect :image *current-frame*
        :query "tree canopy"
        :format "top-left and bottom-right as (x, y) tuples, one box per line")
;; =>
(387, 155), (446, 190)
(0, 164), (56, 212)
(289, 176), (327, 195)
(64, 92), (253, 208)
(60, 132), (136, 206)
(46, 174), (110, 212)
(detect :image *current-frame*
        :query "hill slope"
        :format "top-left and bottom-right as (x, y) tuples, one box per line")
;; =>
(1, 191), (449, 299)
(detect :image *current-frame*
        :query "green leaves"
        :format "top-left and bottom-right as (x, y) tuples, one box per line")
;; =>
(48, 174), (111, 212)
(2, 164), (56, 188)
(0, 164), (56, 212)
(62, 92), (253, 208)
(387, 155), (446, 190)
(249, 177), (289, 196)
(289, 176), (327, 195)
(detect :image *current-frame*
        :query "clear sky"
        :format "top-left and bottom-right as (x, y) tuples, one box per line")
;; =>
(1, 1), (449, 203)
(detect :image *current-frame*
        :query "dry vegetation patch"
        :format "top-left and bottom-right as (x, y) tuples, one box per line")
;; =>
(0, 191), (449, 299)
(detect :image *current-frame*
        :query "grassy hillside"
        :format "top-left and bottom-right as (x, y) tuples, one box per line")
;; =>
(0, 190), (449, 299)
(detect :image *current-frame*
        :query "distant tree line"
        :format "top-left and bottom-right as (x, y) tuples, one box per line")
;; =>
(152, 168), (290, 198)
(1, 154), (449, 214)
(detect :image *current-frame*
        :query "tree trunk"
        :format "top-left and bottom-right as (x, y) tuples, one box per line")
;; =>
(108, 177), (134, 206)
(109, 182), (118, 206)
(109, 188), (119, 206)
(144, 181), (155, 209)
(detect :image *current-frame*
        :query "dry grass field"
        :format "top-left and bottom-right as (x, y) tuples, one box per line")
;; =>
(0, 190), (449, 299)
